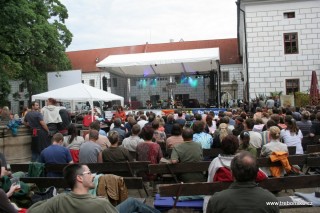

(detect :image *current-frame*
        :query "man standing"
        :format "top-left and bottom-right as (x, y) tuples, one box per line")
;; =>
(266, 96), (275, 109)
(24, 101), (50, 162)
(28, 164), (160, 213)
(206, 151), (279, 213)
(39, 133), (73, 177)
(171, 128), (204, 182)
(79, 130), (103, 163)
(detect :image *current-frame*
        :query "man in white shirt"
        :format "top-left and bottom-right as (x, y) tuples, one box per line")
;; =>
(122, 124), (144, 152)
(244, 118), (262, 148)
(137, 115), (148, 129)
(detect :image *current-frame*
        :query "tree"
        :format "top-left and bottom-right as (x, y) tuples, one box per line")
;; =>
(0, 0), (73, 105)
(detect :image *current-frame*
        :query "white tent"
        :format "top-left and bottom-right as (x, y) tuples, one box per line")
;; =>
(96, 47), (221, 107)
(96, 48), (220, 77)
(32, 83), (124, 107)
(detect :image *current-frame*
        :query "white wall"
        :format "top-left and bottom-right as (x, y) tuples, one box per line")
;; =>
(47, 70), (82, 91)
(7, 80), (28, 115)
(242, 0), (320, 99)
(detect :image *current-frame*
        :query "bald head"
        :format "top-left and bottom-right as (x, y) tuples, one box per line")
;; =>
(182, 128), (194, 141)
(231, 151), (259, 182)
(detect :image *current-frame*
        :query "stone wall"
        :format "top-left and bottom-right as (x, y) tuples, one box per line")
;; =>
(0, 126), (32, 164)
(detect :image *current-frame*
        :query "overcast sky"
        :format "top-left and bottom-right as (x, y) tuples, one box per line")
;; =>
(60, 0), (237, 52)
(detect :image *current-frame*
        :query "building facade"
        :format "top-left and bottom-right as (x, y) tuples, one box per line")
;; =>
(238, 0), (320, 101)
(7, 39), (243, 113)
(68, 39), (243, 109)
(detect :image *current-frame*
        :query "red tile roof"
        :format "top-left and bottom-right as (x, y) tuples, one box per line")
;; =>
(66, 38), (241, 73)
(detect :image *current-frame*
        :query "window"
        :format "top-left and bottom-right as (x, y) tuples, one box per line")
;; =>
(174, 76), (181, 84)
(284, 12), (295, 19)
(112, 78), (117, 87)
(19, 83), (24, 93)
(89, 79), (95, 87)
(284, 33), (298, 54)
(286, 79), (299, 95)
(221, 71), (230, 82)
(19, 101), (24, 114)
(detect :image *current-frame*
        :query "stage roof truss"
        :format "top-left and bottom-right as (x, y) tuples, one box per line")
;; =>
(96, 48), (220, 78)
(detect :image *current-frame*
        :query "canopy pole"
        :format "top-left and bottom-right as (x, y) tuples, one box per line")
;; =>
(90, 100), (94, 122)
(128, 78), (131, 108)
(170, 76), (174, 108)
(217, 60), (221, 108)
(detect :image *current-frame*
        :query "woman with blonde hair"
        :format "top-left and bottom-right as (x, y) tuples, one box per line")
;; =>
(212, 123), (229, 148)
(261, 126), (288, 157)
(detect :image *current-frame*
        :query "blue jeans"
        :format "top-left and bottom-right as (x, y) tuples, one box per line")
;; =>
(116, 197), (160, 213)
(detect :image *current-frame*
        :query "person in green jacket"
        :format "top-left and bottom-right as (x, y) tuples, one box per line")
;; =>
(28, 164), (160, 213)
(238, 130), (257, 158)
(206, 151), (279, 213)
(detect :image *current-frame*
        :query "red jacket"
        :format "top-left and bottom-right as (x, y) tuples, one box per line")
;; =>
(214, 167), (267, 182)
(82, 114), (96, 127)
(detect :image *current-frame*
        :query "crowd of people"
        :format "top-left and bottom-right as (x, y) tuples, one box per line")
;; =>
(1, 98), (320, 212)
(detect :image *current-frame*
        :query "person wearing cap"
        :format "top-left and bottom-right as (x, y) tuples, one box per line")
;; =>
(232, 116), (244, 136)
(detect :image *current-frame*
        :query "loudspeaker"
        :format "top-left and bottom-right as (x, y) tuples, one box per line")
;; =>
(102, 76), (107, 91)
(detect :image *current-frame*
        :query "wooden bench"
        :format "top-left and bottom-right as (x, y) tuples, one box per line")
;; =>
(302, 136), (320, 151)
(257, 146), (297, 156)
(149, 155), (308, 183)
(202, 148), (223, 160)
(167, 148), (223, 160)
(20, 176), (146, 196)
(305, 155), (320, 174)
(306, 144), (320, 154)
(158, 174), (320, 208)
(11, 161), (150, 177)
(257, 154), (307, 167)
(11, 161), (150, 196)
(167, 147), (297, 160)
(149, 154), (308, 183)
(46, 161), (150, 177)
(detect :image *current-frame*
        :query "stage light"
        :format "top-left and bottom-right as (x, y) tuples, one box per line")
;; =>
(188, 77), (198, 88)
(149, 78), (157, 87)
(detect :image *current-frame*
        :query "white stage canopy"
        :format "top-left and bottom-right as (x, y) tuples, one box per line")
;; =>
(96, 48), (220, 77)
(32, 83), (124, 106)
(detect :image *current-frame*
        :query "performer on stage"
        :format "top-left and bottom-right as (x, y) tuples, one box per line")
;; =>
(146, 100), (152, 109)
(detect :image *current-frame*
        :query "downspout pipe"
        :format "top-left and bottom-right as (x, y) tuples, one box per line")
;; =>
(236, 0), (249, 102)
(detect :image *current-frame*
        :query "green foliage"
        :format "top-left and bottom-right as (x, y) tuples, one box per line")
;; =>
(295, 92), (310, 107)
(12, 92), (21, 101)
(270, 91), (282, 98)
(0, 75), (11, 106)
(0, 0), (73, 104)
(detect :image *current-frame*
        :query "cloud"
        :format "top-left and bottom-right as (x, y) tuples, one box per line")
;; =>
(60, 0), (237, 51)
